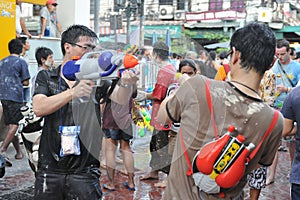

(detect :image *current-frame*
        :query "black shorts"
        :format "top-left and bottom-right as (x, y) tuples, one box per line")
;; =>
(1, 100), (23, 125)
(103, 126), (133, 141)
(247, 166), (267, 190)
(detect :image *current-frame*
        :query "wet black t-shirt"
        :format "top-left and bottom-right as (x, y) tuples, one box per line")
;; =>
(33, 66), (110, 173)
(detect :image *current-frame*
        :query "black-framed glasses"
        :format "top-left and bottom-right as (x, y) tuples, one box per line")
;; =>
(69, 42), (96, 51)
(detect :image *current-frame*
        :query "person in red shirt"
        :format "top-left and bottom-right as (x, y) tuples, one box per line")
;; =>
(137, 41), (176, 187)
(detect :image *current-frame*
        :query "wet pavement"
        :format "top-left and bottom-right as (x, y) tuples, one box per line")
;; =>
(0, 133), (292, 200)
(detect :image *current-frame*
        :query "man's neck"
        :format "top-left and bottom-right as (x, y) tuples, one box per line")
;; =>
(230, 70), (262, 99)
(10, 54), (20, 57)
(161, 60), (169, 66)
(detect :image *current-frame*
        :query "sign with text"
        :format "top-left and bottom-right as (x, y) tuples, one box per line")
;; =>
(0, 0), (15, 59)
(186, 10), (246, 22)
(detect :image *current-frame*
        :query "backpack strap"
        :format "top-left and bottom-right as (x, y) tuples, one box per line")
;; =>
(205, 79), (219, 138)
(248, 110), (279, 160)
(180, 79), (218, 176)
(180, 127), (193, 176)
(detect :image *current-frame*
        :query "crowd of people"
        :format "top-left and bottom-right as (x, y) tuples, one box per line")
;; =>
(0, 4), (300, 199)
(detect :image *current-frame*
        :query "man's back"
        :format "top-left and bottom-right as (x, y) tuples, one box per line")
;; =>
(163, 76), (283, 199)
(0, 55), (30, 102)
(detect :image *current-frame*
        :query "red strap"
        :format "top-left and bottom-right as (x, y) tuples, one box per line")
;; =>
(248, 110), (279, 160)
(180, 128), (193, 176)
(181, 79), (218, 176)
(205, 79), (219, 138)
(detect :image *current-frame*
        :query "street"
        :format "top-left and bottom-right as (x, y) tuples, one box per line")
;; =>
(0, 134), (291, 200)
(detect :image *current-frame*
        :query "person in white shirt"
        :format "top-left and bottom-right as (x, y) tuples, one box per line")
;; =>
(16, 0), (32, 38)
(39, 0), (62, 38)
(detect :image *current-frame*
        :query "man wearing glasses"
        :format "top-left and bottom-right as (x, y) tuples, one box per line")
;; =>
(32, 24), (138, 199)
(39, 0), (62, 38)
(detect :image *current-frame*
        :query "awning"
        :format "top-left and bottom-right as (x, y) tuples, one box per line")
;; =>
(184, 21), (241, 29)
(204, 41), (229, 49)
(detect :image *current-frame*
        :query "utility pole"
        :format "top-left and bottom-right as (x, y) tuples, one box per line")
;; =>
(114, 14), (118, 43)
(125, 2), (131, 44)
(137, 0), (144, 47)
(94, 0), (100, 36)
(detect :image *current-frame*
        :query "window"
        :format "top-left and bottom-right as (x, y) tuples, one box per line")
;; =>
(231, 0), (245, 12)
(159, 0), (173, 6)
(209, 0), (223, 11)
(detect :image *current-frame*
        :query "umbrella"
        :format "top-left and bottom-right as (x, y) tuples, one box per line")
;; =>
(152, 32), (157, 46)
(165, 28), (171, 53)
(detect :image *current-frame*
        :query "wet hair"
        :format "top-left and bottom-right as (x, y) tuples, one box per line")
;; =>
(198, 50), (208, 59)
(8, 39), (23, 54)
(290, 47), (296, 57)
(18, 36), (27, 45)
(219, 50), (228, 59)
(209, 51), (217, 60)
(152, 41), (169, 60)
(61, 24), (98, 55)
(35, 47), (53, 66)
(229, 22), (276, 76)
(138, 47), (147, 56)
(172, 52), (179, 59)
(276, 39), (290, 50)
(185, 51), (197, 60)
(179, 59), (197, 73)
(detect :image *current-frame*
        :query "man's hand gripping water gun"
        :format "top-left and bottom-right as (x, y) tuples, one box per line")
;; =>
(62, 50), (140, 102)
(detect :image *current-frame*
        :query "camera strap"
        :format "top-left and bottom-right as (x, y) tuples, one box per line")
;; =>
(278, 61), (295, 87)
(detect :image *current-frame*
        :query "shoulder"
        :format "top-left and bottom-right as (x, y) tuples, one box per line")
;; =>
(289, 60), (300, 67)
(40, 7), (48, 15)
(19, 58), (28, 65)
(37, 66), (59, 80)
(270, 62), (279, 72)
(288, 86), (300, 99)
(160, 63), (176, 73)
(40, 7), (47, 11)
(178, 75), (209, 94)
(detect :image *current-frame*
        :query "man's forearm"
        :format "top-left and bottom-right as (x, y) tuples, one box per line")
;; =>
(33, 89), (73, 117)
(110, 84), (133, 105)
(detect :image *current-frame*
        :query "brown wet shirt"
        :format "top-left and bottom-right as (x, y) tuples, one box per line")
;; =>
(163, 75), (283, 200)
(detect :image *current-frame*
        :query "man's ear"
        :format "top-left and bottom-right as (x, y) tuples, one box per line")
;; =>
(231, 47), (240, 65)
(41, 58), (46, 64)
(64, 43), (72, 54)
